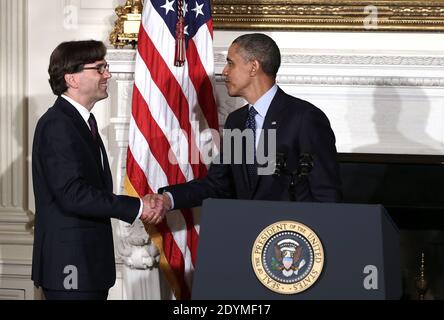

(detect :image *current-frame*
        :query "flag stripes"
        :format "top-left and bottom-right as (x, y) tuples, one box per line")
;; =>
(125, 0), (218, 299)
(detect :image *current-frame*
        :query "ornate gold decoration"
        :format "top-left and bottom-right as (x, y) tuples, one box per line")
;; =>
(415, 252), (428, 300)
(212, 1), (444, 31)
(109, 0), (144, 49)
(252, 220), (324, 294)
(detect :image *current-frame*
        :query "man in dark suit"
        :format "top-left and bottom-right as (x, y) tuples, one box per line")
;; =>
(32, 40), (162, 300)
(156, 33), (342, 212)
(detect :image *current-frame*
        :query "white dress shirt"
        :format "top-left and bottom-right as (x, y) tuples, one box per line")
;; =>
(249, 84), (278, 148)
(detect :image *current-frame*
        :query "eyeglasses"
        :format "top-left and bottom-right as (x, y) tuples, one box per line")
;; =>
(82, 63), (110, 75)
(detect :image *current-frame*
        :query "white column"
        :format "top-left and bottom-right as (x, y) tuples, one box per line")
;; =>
(108, 49), (162, 300)
(0, 0), (33, 245)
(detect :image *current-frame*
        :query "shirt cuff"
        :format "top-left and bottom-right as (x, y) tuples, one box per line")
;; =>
(132, 199), (143, 224)
(164, 192), (175, 210)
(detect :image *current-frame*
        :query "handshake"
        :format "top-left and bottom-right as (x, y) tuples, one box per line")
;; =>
(139, 193), (172, 225)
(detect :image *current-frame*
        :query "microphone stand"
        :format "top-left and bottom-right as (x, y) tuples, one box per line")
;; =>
(288, 171), (298, 202)
(273, 153), (313, 202)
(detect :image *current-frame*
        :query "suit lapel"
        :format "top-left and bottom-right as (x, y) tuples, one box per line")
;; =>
(250, 88), (288, 198)
(232, 105), (249, 130)
(230, 105), (251, 192)
(98, 135), (113, 191)
(55, 97), (106, 182)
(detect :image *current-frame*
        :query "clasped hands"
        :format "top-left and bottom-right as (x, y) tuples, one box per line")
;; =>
(140, 193), (172, 225)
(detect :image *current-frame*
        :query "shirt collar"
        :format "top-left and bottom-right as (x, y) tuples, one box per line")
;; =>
(250, 84), (278, 118)
(61, 94), (91, 125)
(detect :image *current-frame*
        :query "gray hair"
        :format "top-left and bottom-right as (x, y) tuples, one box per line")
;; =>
(232, 33), (281, 78)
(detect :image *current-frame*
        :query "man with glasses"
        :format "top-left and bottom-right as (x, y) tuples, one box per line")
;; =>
(31, 40), (162, 300)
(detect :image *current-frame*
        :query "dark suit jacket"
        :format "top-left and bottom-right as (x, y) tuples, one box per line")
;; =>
(161, 87), (342, 208)
(31, 97), (140, 291)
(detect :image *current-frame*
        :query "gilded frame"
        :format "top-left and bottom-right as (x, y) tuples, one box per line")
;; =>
(212, 0), (444, 31)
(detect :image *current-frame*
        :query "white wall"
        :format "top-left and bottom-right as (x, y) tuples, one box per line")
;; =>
(1, 0), (444, 299)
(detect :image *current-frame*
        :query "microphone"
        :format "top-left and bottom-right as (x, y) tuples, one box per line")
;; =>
(273, 152), (287, 177)
(272, 147), (314, 201)
(273, 146), (289, 177)
(297, 152), (314, 179)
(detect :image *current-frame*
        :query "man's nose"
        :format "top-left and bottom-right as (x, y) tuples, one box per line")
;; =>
(222, 65), (228, 75)
(104, 70), (112, 79)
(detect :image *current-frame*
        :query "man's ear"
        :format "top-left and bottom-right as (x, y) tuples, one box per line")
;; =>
(64, 73), (78, 89)
(250, 59), (260, 75)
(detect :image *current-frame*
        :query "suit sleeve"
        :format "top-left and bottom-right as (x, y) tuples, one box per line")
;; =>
(160, 161), (234, 209)
(160, 117), (237, 209)
(34, 118), (140, 223)
(298, 107), (342, 202)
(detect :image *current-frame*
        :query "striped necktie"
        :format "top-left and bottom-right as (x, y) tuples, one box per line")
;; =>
(88, 113), (98, 143)
(245, 106), (258, 183)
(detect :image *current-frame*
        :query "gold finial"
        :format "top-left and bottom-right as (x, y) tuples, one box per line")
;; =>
(415, 252), (428, 300)
(109, 0), (143, 49)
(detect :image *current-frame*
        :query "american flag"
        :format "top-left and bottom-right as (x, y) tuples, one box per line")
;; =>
(124, 0), (218, 299)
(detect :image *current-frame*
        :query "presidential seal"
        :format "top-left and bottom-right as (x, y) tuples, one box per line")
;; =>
(251, 221), (324, 294)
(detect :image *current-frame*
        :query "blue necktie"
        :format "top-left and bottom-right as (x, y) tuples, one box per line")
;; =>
(245, 106), (258, 183)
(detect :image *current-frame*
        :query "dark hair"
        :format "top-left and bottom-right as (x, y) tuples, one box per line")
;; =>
(48, 40), (107, 95)
(232, 33), (281, 78)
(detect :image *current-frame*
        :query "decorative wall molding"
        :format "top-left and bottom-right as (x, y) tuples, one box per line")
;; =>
(107, 49), (137, 63)
(0, 289), (25, 300)
(216, 74), (444, 87)
(280, 55), (444, 67)
(212, 1), (444, 31)
(214, 51), (444, 67)
(0, 259), (32, 276)
(0, 211), (34, 245)
(0, 259), (37, 300)
(112, 73), (135, 81)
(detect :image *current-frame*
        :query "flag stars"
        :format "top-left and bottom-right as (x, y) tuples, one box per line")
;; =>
(161, 0), (175, 15)
(191, 1), (204, 18)
(184, 2), (188, 15)
(184, 25), (189, 35)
